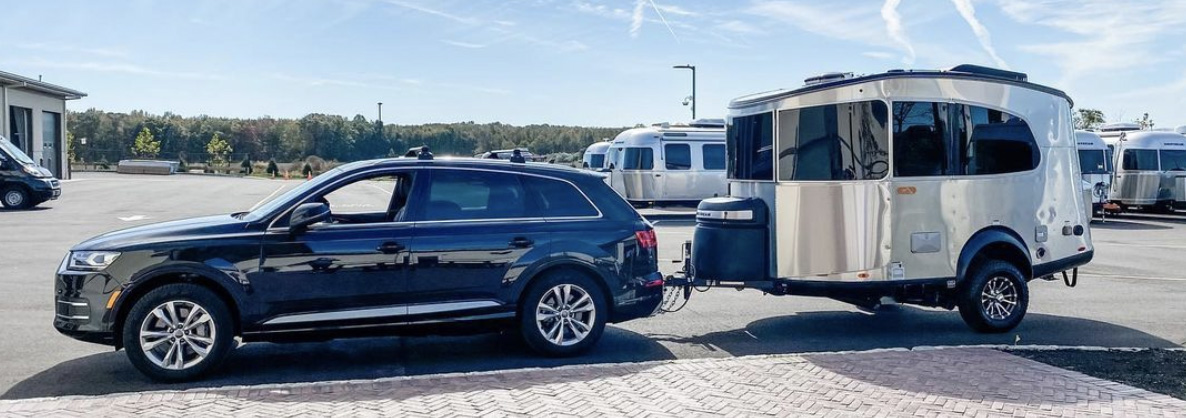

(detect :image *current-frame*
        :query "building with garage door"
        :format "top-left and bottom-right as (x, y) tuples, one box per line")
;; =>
(0, 70), (86, 179)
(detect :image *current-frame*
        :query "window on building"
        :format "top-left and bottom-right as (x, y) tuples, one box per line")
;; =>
(703, 144), (725, 170)
(664, 143), (691, 170)
(621, 147), (653, 170)
(1122, 150), (1159, 171)
(727, 112), (774, 180)
(777, 100), (889, 181)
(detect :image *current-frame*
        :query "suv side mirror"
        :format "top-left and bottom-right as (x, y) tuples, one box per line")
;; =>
(289, 202), (331, 232)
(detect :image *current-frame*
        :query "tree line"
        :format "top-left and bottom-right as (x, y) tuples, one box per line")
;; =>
(67, 109), (627, 165)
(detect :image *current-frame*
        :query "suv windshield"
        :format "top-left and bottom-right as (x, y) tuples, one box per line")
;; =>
(0, 139), (35, 165)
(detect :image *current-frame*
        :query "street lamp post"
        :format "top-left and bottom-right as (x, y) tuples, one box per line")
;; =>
(673, 64), (696, 120)
(377, 102), (383, 123)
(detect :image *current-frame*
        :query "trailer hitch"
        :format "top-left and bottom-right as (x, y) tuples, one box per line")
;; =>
(658, 241), (697, 313)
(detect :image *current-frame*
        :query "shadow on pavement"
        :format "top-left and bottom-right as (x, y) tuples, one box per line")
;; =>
(2, 326), (673, 400)
(1089, 220), (1171, 231)
(648, 306), (1180, 355)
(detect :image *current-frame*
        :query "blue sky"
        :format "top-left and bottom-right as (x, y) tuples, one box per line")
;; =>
(3, 0), (1185, 128)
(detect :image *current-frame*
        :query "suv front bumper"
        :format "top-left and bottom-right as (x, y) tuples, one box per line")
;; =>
(53, 268), (119, 346)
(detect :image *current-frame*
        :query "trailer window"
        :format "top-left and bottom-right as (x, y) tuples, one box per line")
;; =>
(1161, 150), (1186, 171)
(893, 102), (948, 177)
(962, 106), (1039, 175)
(1078, 150), (1109, 174)
(777, 101), (889, 181)
(1122, 150), (1158, 171)
(703, 144), (725, 170)
(727, 112), (774, 180)
(587, 154), (605, 169)
(622, 147), (653, 170)
(664, 143), (692, 170)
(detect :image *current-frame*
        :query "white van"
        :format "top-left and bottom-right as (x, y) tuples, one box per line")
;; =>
(675, 65), (1093, 333)
(1110, 131), (1186, 212)
(606, 120), (727, 205)
(581, 141), (611, 170)
(1075, 130), (1112, 214)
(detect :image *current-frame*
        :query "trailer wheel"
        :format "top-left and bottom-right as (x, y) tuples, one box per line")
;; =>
(957, 260), (1028, 333)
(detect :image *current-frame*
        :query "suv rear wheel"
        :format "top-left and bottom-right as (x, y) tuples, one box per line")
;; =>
(2, 186), (30, 209)
(519, 271), (607, 356)
(122, 284), (235, 382)
(957, 260), (1029, 333)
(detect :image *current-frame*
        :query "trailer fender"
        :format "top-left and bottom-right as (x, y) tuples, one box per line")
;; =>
(956, 227), (1032, 281)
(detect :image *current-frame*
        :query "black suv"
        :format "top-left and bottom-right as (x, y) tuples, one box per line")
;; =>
(55, 158), (662, 381)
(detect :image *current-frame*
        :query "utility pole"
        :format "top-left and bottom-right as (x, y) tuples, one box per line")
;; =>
(673, 64), (696, 119)
(377, 102), (383, 123)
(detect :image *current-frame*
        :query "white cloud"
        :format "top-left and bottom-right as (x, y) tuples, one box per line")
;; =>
(655, 4), (696, 17)
(862, 51), (897, 60)
(15, 42), (129, 58)
(880, 0), (916, 64)
(442, 40), (486, 49)
(715, 20), (762, 35)
(630, 0), (646, 38)
(950, 0), (1008, 69)
(385, 0), (479, 25)
(996, 0), (1186, 84)
(16, 58), (222, 80)
(750, 1), (911, 61)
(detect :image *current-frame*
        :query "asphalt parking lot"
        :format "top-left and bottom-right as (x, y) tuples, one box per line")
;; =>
(2, 172), (1184, 399)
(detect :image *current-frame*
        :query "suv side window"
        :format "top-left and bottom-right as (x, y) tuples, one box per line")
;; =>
(422, 170), (527, 221)
(295, 171), (414, 226)
(521, 175), (599, 217)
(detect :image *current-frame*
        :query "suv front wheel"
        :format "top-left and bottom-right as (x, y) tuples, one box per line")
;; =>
(122, 283), (235, 382)
(519, 271), (608, 356)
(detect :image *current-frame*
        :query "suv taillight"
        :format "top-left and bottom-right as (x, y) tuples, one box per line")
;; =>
(635, 229), (657, 250)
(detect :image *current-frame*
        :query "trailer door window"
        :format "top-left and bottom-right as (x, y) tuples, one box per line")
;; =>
(703, 144), (725, 170)
(1078, 150), (1109, 174)
(622, 147), (653, 170)
(664, 143), (692, 170)
(727, 112), (774, 180)
(892, 102), (949, 177)
(778, 101), (889, 181)
(1122, 150), (1158, 171)
(961, 106), (1039, 175)
(1161, 150), (1186, 171)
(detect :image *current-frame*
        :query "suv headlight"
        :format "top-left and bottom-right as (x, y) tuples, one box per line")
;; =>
(68, 251), (121, 271)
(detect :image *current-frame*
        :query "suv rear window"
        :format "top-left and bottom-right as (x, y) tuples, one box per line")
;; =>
(522, 176), (599, 217)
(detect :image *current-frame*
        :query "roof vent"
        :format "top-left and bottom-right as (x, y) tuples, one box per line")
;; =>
(803, 72), (853, 86)
(946, 64), (1027, 82)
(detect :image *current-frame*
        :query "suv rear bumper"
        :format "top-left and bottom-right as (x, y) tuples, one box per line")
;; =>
(610, 271), (663, 322)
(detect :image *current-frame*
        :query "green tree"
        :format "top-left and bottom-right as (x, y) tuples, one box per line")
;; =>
(206, 132), (233, 164)
(1073, 109), (1106, 130)
(131, 126), (161, 158)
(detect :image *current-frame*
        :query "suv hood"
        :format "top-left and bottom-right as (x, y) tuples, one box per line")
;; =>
(73, 214), (253, 251)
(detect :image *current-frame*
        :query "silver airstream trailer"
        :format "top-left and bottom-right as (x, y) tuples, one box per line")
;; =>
(1097, 122), (1142, 149)
(670, 65), (1093, 333)
(606, 120), (728, 205)
(581, 140), (611, 170)
(1075, 130), (1112, 214)
(1110, 131), (1186, 212)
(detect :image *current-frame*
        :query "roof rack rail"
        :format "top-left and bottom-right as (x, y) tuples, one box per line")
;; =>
(946, 64), (1027, 82)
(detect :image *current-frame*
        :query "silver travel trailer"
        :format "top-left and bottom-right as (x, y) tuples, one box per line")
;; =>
(1097, 122), (1142, 148)
(1075, 130), (1112, 214)
(581, 140), (611, 170)
(1109, 131), (1186, 212)
(668, 65), (1093, 333)
(606, 120), (728, 205)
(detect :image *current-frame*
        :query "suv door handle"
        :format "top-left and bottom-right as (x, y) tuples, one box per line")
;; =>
(509, 237), (534, 248)
(377, 242), (405, 254)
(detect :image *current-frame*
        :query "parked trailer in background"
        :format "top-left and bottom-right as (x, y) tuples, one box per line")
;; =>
(606, 119), (728, 205)
(667, 65), (1093, 334)
(1110, 131), (1186, 212)
(581, 141), (611, 170)
(1075, 131), (1112, 214)
(1097, 122), (1142, 149)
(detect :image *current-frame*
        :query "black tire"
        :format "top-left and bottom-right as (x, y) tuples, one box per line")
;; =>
(518, 270), (608, 357)
(121, 284), (235, 382)
(1, 186), (31, 209)
(957, 260), (1029, 333)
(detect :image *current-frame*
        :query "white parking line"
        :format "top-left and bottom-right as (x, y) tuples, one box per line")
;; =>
(250, 184), (289, 211)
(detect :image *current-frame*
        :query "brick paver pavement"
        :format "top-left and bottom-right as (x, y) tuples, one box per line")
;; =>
(1, 348), (1182, 417)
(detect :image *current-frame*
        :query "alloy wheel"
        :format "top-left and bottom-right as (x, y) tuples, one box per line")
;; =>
(138, 300), (217, 370)
(535, 284), (596, 347)
(980, 276), (1019, 321)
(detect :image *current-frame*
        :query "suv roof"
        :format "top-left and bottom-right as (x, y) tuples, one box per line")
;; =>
(340, 157), (599, 182)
